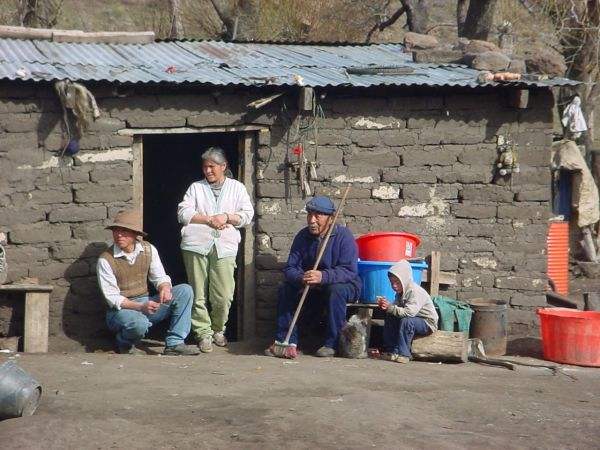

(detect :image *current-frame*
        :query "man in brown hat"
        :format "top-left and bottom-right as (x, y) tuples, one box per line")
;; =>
(97, 209), (199, 355)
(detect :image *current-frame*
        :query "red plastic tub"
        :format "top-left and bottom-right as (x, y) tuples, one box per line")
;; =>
(356, 232), (421, 261)
(537, 308), (600, 367)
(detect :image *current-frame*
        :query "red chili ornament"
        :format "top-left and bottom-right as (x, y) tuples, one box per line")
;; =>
(292, 144), (303, 156)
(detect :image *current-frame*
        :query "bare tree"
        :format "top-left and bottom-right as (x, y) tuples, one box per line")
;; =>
(460, 0), (498, 40)
(19, 0), (63, 28)
(456, 0), (468, 36)
(365, 0), (430, 42)
(169, 0), (184, 39)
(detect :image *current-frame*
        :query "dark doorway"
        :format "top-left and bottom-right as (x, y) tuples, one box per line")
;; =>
(142, 132), (242, 340)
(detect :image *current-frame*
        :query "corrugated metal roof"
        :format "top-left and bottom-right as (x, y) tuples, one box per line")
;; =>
(0, 38), (579, 88)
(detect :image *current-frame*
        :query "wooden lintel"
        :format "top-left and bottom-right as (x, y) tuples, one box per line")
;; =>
(118, 125), (267, 136)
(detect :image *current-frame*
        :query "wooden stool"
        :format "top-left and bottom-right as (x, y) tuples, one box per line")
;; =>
(0, 284), (53, 353)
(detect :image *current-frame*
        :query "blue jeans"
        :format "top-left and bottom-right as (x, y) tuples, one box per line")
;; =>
(275, 282), (358, 349)
(106, 284), (193, 349)
(383, 316), (431, 357)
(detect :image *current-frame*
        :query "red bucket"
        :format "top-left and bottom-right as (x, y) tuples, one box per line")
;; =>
(537, 308), (600, 367)
(356, 232), (421, 261)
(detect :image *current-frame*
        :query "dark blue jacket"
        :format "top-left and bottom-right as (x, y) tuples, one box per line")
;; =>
(283, 224), (362, 294)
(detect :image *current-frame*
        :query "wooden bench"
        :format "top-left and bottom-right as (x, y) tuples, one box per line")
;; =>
(347, 251), (457, 347)
(0, 284), (53, 353)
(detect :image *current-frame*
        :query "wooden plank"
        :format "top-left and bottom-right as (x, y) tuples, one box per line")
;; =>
(24, 292), (49, 353)
(421, 271), (456, 286)
(0, 284), (54, 292)
(0, 25), (53, 40)
(428, 251), (441, 296)
(52, 30), (155, 44)
(132, 136), (143, 215)
(118, 126), (267, 136)
(240, 132), (256, 341)
(411, 330), (468, 363)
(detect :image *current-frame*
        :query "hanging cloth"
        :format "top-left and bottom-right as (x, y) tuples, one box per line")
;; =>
(561, 96), (588, 138)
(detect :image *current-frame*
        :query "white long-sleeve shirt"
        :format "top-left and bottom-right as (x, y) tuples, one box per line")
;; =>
(97, 241), (171, 310)
(177, 177), (254, 258)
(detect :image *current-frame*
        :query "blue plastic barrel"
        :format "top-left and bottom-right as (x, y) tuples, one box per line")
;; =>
(357, 260), (428, 303)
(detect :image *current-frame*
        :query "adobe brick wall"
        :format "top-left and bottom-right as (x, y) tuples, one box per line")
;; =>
(0, 81), (554, 348)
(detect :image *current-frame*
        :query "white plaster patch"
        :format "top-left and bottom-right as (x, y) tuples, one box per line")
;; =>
(398, 203), (432, 217)
(75, 147), (133, 164)
(513, 221), (525, 228)
(372, 185), (400, 200)
(472, 257), (497, 269)
(259, 234), (271, 249)
(399, 197), (449, 218)
(17, 156), (69, 170)
(533, 278), (545, 287)
(332, 174), (374, 183)
(261, 201), (281, 215)
(354, 117), (390, 129)
(425, 216), (446, 231)
(0, 232), (6, 244)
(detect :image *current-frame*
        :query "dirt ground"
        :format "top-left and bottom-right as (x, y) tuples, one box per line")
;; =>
(1, 342), (598, 450)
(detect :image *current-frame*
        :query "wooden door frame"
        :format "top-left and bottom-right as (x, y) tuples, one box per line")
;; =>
(131, 127), (260, 341)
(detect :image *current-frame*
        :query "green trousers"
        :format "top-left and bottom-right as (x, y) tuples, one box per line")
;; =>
(182, 247), (236, 339)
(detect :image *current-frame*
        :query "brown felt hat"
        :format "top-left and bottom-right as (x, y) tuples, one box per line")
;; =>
(106, 209), (147, 237)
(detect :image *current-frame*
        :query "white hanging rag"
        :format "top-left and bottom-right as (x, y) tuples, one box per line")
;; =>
(561, 96), (588, 135)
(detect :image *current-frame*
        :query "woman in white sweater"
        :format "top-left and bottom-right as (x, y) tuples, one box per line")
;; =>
(177, 147), (254, 353)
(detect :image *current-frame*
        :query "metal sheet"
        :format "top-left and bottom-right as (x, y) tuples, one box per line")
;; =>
(0, 37), (580, 88)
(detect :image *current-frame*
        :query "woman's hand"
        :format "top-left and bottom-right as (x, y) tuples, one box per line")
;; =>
(208, 214), (229, 230)
(377, 296), (390, 311)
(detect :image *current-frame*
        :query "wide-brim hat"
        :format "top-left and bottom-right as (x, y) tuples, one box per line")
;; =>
(105, 209), (147, 237)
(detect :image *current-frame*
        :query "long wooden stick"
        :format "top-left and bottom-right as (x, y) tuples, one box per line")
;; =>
(282, 185), (351, 344)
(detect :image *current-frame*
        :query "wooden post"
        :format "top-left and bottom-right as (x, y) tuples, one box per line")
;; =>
(411, 330), (469, 363)
(132, 135), (143, 215)
(239, 132), (256, 341)
(428, 251), (441, 297)
(24, 292), (49, 353)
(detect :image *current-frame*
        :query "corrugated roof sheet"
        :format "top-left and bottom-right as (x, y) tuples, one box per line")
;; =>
(0, 38), (579, 88)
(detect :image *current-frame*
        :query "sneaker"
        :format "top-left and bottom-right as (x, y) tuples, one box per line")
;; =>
(163, 344), (200, 356)
(117, 345), (145, 356)
(198, 336), (213, 353)
(381, 353), (410, 364)
(315, 346), (335, 357)
(213, 331), (228, 347)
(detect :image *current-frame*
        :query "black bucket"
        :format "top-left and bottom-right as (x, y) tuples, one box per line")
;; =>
(468, 299), (508, 356)
(0, 360), (42, 420)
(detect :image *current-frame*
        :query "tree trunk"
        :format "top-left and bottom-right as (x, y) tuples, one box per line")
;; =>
(400, 0), (430, 34)
(461, 0), (498, 40)
(20, 0), (38, 27)
(411, 331), (469, 363)
(456, 0), (468, 36)
(169, 0), (184, 39)
(209, 0), (238, 40)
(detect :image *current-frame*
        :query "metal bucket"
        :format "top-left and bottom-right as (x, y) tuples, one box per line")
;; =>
(0, 360), (42, 419)
(468, 299), (508, 356)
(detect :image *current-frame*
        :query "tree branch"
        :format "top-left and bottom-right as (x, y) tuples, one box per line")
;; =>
(366, 6), (406, 42)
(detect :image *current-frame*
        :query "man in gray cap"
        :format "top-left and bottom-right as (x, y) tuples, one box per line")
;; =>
(266, 196), (361, 358)
(97, 209), (199, 355)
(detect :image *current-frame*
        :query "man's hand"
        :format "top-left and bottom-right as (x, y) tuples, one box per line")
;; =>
(208, 214), (229, 230)
(141, 300), (161, 315)
(158, 283), (173, 303)
(303, 270), (323, 285)
(377, 296), (390, 311)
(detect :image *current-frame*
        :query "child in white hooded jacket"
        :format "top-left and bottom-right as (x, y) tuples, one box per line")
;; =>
(377, 259), (438, 363)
